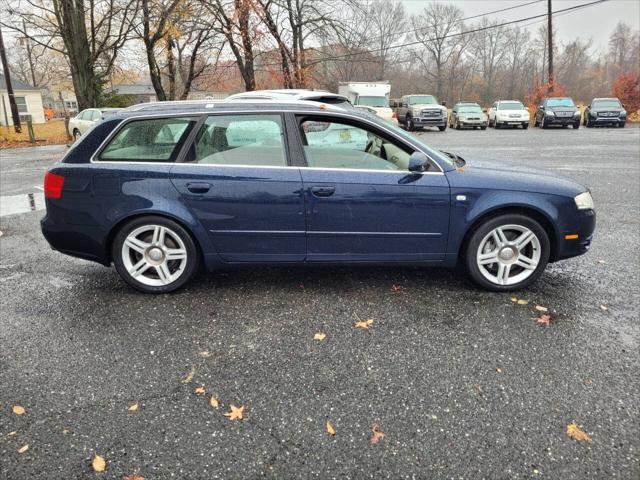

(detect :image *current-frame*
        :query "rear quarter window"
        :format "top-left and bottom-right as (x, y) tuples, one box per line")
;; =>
(98, 117), (197, 162)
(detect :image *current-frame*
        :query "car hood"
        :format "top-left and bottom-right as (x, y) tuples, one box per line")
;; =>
(411, 104), (446, 110)
(546, 105), (579, 112)
(446, 159), (586, 197)
(590, 106), (624, 113)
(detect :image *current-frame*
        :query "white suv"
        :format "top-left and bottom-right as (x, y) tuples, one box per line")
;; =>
(488, 101), (530, 129)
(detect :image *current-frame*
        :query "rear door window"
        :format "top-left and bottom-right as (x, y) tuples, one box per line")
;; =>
(187, 114), (287, 166)
(99, 117), (197, 162)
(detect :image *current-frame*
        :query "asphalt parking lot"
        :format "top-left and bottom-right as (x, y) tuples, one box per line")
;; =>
(1, 125), (639, 479)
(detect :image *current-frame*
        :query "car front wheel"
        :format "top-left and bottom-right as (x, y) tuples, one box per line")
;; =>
(112, 216), (199, 293)
(466, 214), (550, 291)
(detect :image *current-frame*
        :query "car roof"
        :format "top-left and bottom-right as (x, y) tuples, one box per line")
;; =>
(454, 102), (480, 106)
(227, 89), (351, 104)
(112, 98), (357, 120)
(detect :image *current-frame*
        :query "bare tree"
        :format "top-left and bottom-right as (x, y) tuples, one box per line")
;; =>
(472, 18), (507, 104)
(411, 2), (465, 101)
(2, 0), (139, 110)
(368, 0), (405, 81)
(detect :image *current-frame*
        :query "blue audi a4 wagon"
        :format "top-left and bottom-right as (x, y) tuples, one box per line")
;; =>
(41, 97), (596, 293)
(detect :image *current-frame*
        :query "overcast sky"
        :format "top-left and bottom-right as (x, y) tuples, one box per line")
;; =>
(401, 0), (640, 51)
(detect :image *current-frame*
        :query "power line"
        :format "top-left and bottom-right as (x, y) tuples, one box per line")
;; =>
(241, 0), (608, 72)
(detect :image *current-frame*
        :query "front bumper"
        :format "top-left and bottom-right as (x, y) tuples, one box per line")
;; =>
(591, 116), (624, 124)
(555, 209), (596, 261)
(458, 119), (486, 127)
(413, 117), (446, 126)
(544, 115), (580, 125)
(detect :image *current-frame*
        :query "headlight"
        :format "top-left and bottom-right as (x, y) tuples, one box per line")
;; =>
(574, 191), (594, 210)
(573, 111), (581, 116)
(621, 110), (627, 117)
(545, 110), (555, 116)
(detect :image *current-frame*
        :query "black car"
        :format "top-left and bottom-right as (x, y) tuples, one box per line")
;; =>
(534, 97), (581, 129)
(583, 97), (627, 128)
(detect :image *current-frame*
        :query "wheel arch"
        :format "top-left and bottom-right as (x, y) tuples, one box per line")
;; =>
(105, 211), (206, 265)
(458, 205), (558, 264)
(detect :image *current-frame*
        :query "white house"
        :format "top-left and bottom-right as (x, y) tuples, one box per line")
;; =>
(0, 74), (46, 126)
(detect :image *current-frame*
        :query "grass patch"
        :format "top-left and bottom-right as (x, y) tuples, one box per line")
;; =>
(0, 120), (70, 149)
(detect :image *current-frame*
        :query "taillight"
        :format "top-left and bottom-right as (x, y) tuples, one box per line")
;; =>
(392, 112), (397, 118)
(44, 171), (65, 199)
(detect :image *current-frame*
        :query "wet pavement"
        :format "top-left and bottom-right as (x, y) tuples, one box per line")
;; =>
(1, 125), (639, 479)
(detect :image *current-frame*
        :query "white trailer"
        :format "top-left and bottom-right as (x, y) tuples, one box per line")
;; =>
(338, 82), (397, 124)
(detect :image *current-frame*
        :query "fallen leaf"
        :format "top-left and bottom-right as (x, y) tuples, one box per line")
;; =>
(195, 386), (206, 395)
(123, 475), (145, 480)
(390, 284), (405, 294)
(536, 314), (553, 326)
(496, 368), (502, 373)
(511, 297), (518, 303)
(326, 420), (336, 436)
(599, 304), (608, 311)
(535, 305), (548, 312)
(567, 422), (592, 442)
(18, 444), (29, 454)
(313, 333), (326, 341)
(355, 319), (373, 329)
(8, 431), (17, 436)
(62, 428), (70, 434)
(127, 402), (139, 412)
(12, 405), (25, 416)
(210, 396), (219, 409)
(370, 423), (385, 444)
(517, 299), (529, 305)
(224, 405), (244, 420)
(597, 259), (606, 264)
(198, 351), (212, 358)
(92, 454), (106, 472)
(182, 367), (195, 384)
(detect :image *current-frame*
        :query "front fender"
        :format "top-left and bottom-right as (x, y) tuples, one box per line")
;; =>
(447, 189), (561, 257)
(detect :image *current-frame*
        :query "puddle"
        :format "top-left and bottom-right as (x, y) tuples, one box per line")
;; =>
(0, 193), (45, 217)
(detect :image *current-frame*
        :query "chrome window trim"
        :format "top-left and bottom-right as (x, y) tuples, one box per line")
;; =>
(88, 108), (446, 174)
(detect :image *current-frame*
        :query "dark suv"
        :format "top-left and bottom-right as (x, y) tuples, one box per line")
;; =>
(583, 97), (627, 128)
(534, 97), (581, 129)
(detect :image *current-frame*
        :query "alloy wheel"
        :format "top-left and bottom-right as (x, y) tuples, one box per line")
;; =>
(121, 224), (188, 287)
(476, 224), (541, 286)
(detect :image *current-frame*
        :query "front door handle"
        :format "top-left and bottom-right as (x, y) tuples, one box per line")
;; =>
(186, 182), (211, 194)
(310, 186), (335, 197)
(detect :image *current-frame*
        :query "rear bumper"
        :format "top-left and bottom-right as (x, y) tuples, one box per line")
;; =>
(555, 209), (596, 261)
(41, 212), (109, 265)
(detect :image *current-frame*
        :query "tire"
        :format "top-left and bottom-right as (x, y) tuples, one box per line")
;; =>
(112, 215), (199, 293)
(73, 129), (81, 140)
(522, 123), (529, 130)
(455, 119), (461, 130)
(438, 125), (447, 132)
(541, 116), (548, 129)
(481, 125), (487, 130)
(573, 121), (580, 129)
(406, 117), (414, 132)
(619, 122), (625, 128)
(465, 214), (550, 292)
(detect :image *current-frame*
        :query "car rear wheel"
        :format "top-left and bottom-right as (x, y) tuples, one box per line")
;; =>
(112, 216), (199, 293)
(406, 117), (414, 131)
(73, 129), (81, 140)
(466, 214), (550, 291)
(438, 124), (447, 132)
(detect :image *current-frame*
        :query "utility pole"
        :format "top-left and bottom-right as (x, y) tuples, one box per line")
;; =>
(0, 27), (22, 132)
(547, 0), (554, 93)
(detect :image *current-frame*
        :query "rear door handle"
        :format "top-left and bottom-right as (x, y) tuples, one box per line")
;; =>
(310, 186), (335, 197)
(186, 182), (211, 194)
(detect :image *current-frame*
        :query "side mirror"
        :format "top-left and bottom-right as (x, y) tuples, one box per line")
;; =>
(587, 105), (591, 109)
(622, 103), (626, 109)
(525, 107), (530, 111)
(539, 105), (544, 109)
(408, 152), (429, 173)
(441, 101), (447, 107)
(482, 108), (487, 113)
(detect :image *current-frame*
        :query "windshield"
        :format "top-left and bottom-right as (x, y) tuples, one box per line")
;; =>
(592, 99), (621, 108)
(357, 96), (388, 107)
(409, 95), (437, 105)
(547, 98), (575, 107)
(499, 102), (525, 110)
(459, 106), (483, 114)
